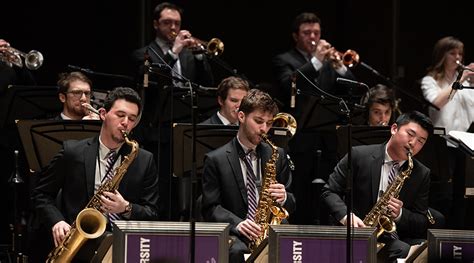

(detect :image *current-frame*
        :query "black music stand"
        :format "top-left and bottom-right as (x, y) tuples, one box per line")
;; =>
(0, 85), (61, 129)
(16, 119), (102, 173)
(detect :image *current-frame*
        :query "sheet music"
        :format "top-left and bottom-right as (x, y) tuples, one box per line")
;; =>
(448, 130), (474, 151)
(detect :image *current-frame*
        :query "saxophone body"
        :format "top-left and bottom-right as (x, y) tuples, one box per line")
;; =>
(46, 131), (139, 262)
(363, 150), (413, 240)
(249, 134), (289, 252)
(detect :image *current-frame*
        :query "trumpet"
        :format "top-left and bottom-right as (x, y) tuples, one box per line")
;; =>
(170, 31), (224, 56)
(0, 46), (44, 70)
(456, 60), (474, 72)
(330, 49), (360, 68)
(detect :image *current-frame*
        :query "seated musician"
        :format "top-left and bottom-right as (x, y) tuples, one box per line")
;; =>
(321, 111), (433, 262)
(201, 89), (296, 263)
(30, 87), (159, 262)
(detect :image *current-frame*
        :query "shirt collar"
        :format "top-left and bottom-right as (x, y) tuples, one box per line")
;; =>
(98, 136), (122, 160)
(384, 145), (406, 166)
(217, 111), (237, 126)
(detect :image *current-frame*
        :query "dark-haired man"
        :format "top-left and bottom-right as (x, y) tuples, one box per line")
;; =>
(322, 111), (434, 262)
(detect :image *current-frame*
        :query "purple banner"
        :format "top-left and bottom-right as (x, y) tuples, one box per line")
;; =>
(440, 241), (474, 262)
(125, 234), (219, 263)
(279, 237), (369, 262)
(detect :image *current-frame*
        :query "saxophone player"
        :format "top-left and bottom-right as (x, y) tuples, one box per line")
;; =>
(30, 87), (160, 262)
(201, 89), (296, 263)
(321, 111), (433, 263)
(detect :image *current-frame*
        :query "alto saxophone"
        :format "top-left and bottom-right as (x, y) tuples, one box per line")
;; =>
(249, 134), (289, 252)
(363, 150), (413, 245)
(46, 131), (139, 262)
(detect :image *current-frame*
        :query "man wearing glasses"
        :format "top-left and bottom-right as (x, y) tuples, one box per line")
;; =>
(56, 71), (99, 120)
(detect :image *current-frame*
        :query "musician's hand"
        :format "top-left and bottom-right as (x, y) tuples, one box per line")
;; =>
(313, 39), (332, 62)
(172, 30), (195, 54)
(388, 197), (403, 218)
(0, 39), (10, 53)
(100, 190), (128, 214)
(340, 213), (366, 227)
(82, 111), (100, 120)
(237, 219), (261, 241)
(52, 220), (71, 247)
(269, 183), (286, 204)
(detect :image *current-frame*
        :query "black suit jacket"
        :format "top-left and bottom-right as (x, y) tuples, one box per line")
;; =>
(32, 136), (159, 228)
(321, 143), (431, 238)
(272, 48), (356, 121)
(200, 112), (223, 125)
(131, 41), (214, 126)
(201, 137), (296, 237)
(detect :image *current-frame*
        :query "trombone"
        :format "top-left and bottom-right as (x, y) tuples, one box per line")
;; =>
(0, 46), (44, 70)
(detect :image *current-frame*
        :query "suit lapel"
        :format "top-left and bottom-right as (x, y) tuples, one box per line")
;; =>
(228, 139), (249, 205)
(84, 137), (99, 199)
(370, 144), (386, 203)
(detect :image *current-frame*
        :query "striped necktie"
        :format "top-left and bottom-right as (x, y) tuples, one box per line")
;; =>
(104, 150), (121, 222)
(242, 150), (258, 220)
(386, 161), (400, 239)
(388, 161), (400, 184)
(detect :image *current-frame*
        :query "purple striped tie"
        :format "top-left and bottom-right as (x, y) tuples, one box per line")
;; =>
(242, 150), (258, 220)
(388, 161), (400, 184)
(104, 150), (121, 222)
(387, 161), (400, 239)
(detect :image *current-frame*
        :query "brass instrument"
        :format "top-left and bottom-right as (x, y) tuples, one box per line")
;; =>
(46, 131), (139, 262)
(427, 209), (436, 225)
(272, 112), (297, 137)
(0, 46), (44, 70)
(363, 150), (413, 247)
(249, 133), (289, 252)
(170, 31), (224, 56)
(331, 49), (360, 68)
(456, 60), (474, 72)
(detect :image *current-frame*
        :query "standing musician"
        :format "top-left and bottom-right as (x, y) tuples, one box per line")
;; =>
(321, 111), (434, 262)
(271, 12), (357, 225)
(30, 87), (159, 262)
(201, 89), (296, 263)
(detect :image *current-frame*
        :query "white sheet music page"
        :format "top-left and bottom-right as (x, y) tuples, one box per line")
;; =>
(448, 130), (474, 151)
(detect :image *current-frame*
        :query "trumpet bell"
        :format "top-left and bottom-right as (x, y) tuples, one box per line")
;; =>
(25, 50), (44, 70)
(272, 112), (297, 137)
(206, 38), (224, 56)
(342, 49), (359, 68)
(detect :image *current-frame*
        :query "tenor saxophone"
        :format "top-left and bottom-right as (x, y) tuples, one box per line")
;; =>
(46, 131), (139, 262)
(249, 134), (289, 253)
(363, 150), (413, 244)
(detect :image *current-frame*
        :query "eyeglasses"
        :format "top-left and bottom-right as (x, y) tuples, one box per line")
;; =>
(66, 90), (91, 98)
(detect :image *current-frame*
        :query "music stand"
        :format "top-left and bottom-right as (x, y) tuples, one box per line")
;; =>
(0, 85), (61, 129)
(16, 119), (102, 173)
(172, 124), (292, 178)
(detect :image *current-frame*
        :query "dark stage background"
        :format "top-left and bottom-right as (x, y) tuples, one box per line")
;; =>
(1, 0), (474, 252)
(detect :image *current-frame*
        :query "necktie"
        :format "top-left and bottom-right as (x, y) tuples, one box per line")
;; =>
(388, 161), (400, 185)
(104, 150), (120, 222)
(242, 150), (258, 220)
(386, 161), (400, 239)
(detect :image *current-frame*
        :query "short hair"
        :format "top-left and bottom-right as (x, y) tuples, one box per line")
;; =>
(57, 72), (92, 94)
(153, 2), (183, 20)
(292, 12), (321, 33)
(103, 87), (142, 116)
(239, 89), (278, 116)
(364, 84), (396, 110)
(395, 111), (434, 135)
(216, 76), (250, 101)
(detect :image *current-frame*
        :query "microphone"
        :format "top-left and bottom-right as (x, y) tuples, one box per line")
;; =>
(143, 52), (150, 88)
(449, 68), (464, 100)
(290, 73), (297, 108)
(336, 77), (369, 88)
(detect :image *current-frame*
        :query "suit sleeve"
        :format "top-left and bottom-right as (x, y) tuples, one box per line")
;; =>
(397, 165), (431, 238)
(32, 145), (68, 228)
(321, 153), (350, 222)
(201, 154), (244, 236)
(277, 148), (296, 213)
(127, 151), (159, 220)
